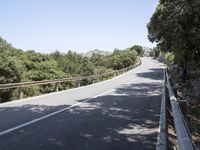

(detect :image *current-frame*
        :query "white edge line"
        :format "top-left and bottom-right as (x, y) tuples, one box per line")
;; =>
(0, 63), (142, 107)
(156, 65), (166, 148)
(1, 57), (166, 138)
(0, 88), (115, 137)
(0, 75), (143, 137)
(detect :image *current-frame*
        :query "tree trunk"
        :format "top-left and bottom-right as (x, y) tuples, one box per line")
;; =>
(182, 57), (188, 83)
(182, 66), (187, 83)
(177, 64), (180, 74)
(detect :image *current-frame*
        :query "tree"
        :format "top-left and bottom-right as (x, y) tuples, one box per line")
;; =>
(111, 49), (137, 70)
(0, 36), (140, 102)
(130, 45), (143, 56)
(147, 0), (200, 82)
(149, 47), (160, 58)
(0, 37), (24, 102)
(90, 53), (107, 67)
(80, 57), (94, 85)
(80, 57), (94, 76)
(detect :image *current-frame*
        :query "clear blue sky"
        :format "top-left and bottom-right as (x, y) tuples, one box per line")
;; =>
(0, 0), (158, 53)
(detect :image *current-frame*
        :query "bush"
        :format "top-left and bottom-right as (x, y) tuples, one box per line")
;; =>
(165, 52), (175, 65)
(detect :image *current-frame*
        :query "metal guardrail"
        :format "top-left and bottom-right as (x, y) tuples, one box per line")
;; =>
(166, 70), (197, 150)
(156, 69), (168, 150)
(157, 69), (197, 150)
(0, 59), (142, 99)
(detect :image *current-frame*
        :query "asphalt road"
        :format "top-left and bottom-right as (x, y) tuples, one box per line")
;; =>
(0, 57), (164, 150)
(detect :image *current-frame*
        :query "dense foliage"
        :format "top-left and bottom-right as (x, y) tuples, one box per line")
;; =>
(147, 0), (200, 82)
(0, 37), (140, 102)
(130, 45), (144, 56)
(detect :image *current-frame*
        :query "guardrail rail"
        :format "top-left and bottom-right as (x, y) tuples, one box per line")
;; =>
(156, 69), (168, 150)
(157, 69), (197, 150)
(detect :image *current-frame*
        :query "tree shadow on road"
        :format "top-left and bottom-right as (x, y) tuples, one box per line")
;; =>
(0, 82), (163, 150)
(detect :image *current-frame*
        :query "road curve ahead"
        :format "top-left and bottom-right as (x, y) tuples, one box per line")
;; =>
(0, 57), (164, 150)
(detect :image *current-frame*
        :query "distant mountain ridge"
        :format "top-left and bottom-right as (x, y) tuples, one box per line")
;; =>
(82, 49), (110, 57)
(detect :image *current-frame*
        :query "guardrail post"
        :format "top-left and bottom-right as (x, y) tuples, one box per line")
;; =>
(17, 87), (23, 99)
(77, 81), (81, 87)
(54, 83), (59, 92)
(92, 79), (95, 84)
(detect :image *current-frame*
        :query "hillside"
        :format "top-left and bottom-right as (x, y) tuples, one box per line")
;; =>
(82, 49), (110, 57)
(0, 37), (139, 102)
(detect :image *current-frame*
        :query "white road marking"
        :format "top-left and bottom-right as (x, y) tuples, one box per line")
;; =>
(0, 75), (142, 137)
(0, 58), (160, 137)
(0, 89), (114, 137)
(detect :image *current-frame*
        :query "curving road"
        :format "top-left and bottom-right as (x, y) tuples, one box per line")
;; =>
(0, 57), (164, 150)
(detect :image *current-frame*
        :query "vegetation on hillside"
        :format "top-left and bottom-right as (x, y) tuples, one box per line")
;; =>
(0, 37), (141, 102)
(147, 0), (200, 82)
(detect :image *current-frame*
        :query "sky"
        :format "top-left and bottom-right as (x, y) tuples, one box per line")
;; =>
(0, 0), (159, 53)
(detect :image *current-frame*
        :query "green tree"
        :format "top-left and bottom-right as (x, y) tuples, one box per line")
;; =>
(130, 45), (143, 56)
(0, 37), (24, 102)
(149, 47), (160, 58)
(90, 54), (108, 67)
(0, 36), (140, 102)
(111, 49), (137, 70)
(147, 0), (200, 82)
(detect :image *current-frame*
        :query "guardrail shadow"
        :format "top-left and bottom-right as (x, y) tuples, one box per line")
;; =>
(0, 81), (162, 150)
